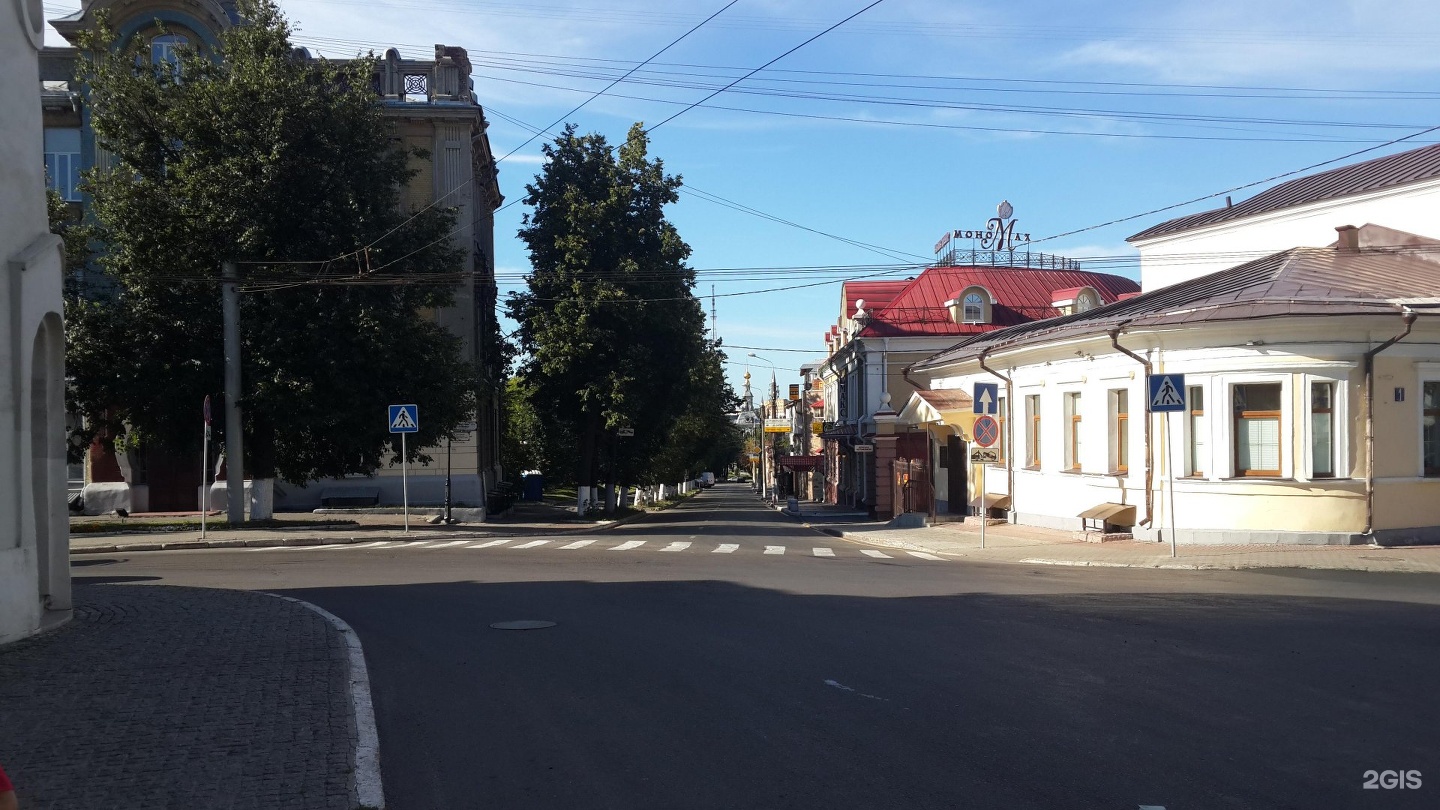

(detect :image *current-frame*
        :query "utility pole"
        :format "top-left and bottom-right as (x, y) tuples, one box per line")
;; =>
(222, 261), (245, 523)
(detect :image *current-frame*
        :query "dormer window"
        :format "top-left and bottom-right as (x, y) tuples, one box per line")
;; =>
(963, 292), (985, 323)
(1075, 288), (1099, 313)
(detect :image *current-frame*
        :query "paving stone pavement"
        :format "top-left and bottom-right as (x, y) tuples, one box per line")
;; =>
(0, 584), (355, 810)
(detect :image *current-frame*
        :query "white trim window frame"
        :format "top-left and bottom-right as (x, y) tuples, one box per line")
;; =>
(1302, 373), (1348, 481)
(1221, 374), (1291, 479)
(1184, 381), (1209, 479)
(1063, 389), (1083, 472)
(1108, 387), (1130, 475)
(1416, 363), (1440, 478)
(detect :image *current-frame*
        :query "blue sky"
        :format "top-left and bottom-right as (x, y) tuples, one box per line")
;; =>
(46, 0), (1440, 394)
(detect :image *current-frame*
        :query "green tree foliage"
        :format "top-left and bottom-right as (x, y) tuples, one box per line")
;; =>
(66, 0), (474, 481)
(508, 124), (738, 506)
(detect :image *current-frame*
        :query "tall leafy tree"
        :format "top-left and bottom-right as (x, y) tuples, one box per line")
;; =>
(509, 124), (706, 510)
(67, 0), (474, 481)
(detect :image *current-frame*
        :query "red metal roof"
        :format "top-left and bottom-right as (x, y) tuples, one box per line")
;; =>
(842, 280), (909, 320)
(857, 266), (1139, 338)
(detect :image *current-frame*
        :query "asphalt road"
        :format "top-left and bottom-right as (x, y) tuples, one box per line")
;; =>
(76, 483), (1440, 809)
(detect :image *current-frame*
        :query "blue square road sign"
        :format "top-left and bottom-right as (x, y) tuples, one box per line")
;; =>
(388, 404), (419, 433)
(1147, 374), (1186, 412)
(973, 382), (999, 415)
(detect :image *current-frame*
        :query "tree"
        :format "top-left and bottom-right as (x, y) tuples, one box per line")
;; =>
(508, 123), (707, 512)
(67, 0), (474, 482)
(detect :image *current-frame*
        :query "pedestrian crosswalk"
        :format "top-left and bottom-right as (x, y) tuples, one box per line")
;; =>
(255, 538), (948, 561)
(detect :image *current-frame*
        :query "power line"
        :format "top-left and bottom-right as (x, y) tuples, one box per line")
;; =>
(644, 0), (890, 134)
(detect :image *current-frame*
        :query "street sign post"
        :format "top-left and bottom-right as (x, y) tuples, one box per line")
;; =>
(389, 404), (419, 532)
(973, 382), (999, 415)
(970, 447), (999, 463)
(1145, 375), (1185, 558)
(853, 443), (875, 453)
(201, 396), (212, 538)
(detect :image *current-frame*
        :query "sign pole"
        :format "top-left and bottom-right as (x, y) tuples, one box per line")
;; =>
(401, 432), (409, 533)
(979, 460), (986, 550)
(201, 422), (209, 539)
(1166, 412), (1177, 558)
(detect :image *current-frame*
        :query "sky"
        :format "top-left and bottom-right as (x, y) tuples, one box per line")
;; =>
(44, 0), (1440, 396)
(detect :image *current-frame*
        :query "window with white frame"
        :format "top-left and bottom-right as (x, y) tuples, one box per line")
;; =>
(151, 34), (188, 79)
(1025, 394), (1041, 467)
(1186, 385), (1206, 477)
(1233, 383), (1282, 477)
(1311, 381), (1335, 478)
(44, 128), (82, 201)
(1424, 381), (1440, 477)
(1109, 388), (1129, 474)
(963, 292), (986, 323)
(1065, 391), (1082, 471)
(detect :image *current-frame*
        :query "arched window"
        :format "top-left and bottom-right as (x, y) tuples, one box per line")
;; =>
(151, 34), (188, 78)
(1075, 288), (1099, 312)
(963, 292), (986, 323)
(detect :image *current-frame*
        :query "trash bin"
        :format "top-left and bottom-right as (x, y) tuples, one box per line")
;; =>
(522, 474), (544, 501)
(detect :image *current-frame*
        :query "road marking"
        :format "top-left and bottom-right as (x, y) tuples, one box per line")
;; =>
(661, 542), (691, 552)
(398, 541), (440, 549)
(340, 541), (391, 549)
(610, 540), (646, 551)
(425, 540), (469, 549)
(763, 545), (785, 555)
(823, 679), (888, 701)
(511, 540), (550, 549)
(559, 539), (596, 550)
(860, 549), (892, 558)
(906, 551), (945, 561)
(812, 548), (835, 557)
(713, 544), (739, 553)
(468, 539), (513, 548)
(278, 543), (348, 551)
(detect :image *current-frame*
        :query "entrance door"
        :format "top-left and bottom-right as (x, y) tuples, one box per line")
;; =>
(946, 435), (967, 513)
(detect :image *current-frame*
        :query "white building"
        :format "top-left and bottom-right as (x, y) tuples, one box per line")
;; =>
(1130, 143), (1440, 290)
(908, 224), (1440, 545)
(3, 0), (72, 643)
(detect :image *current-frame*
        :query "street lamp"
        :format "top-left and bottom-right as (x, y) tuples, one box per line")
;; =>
(747, 353), (778, 500)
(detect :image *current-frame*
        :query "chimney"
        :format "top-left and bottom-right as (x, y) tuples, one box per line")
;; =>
(1335, 225), (1360, 251)
(1225, 196), (1232, 208)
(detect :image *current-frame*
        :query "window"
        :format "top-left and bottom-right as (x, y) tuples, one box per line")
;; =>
(151, 34), (187, 79)
(1187, 386), (1206, 477)
(997, 395), (1008, 463)
(1110, 389), (1129, 473)
(1424, 382), (1440, 477)
(1025, 394), (1041, 467)
(938, 445), (950, 469)
(43, 128), (82, 201)
(1075, 289), (1099, 312)
(1311, 382), (1334, 478)
(1234, 383), (1282, 476)
(1065, 392), (1082, 471)
(963, 292), (986, 323)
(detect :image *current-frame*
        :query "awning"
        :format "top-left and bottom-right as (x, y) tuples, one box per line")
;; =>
(776, 455), (824, 471)
(968, 493), (1012, 510)
(1078, 502), (1137, 526)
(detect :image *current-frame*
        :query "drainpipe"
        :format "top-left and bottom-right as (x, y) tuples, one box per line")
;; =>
(1109, 327), (1153, 528)
(1364, 308), (1417, 538)
(978, 349), (1014, 519)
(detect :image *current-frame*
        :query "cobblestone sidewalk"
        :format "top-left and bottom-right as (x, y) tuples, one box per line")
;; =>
(0, 584), (357, 809)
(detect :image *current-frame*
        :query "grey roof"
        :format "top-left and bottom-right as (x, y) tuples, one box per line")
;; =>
(1128, 142), (1440, 241)
(915, 225), (1440, 371)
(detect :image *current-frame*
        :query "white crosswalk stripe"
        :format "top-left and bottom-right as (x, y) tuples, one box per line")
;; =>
(398, 541), (440, 549)
(906, 551), (945, 561)
(812, 548), (835, 557)
(763, 545), (785, 555)
(559, 539), (596, 550)
(468, 539), (513, 548)
(425, 540), (470, 549)
(340, 541), (391, 549)
(661, 542), (691, 552)
(511, 540), (550, 549)
(713, 544), (739, 553)
(610, 540), (646, 551)
(860, 549), (892, 558)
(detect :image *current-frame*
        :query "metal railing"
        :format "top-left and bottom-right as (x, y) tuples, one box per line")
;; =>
(935, 248), (1081, 271)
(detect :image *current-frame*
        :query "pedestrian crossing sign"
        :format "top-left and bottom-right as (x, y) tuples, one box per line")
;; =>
(388, 404), (419, 433)
(1147, 374), (1186, 412)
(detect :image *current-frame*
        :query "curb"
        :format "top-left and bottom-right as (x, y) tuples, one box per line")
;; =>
(268, 594), (385, 810)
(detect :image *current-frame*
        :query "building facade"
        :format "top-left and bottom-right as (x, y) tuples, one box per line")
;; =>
(4, 0), (72, 643)
(43, 0), (505, 513)
(909, 224), (1440, 545)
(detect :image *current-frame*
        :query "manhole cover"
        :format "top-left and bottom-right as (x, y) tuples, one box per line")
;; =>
(490, 620), (556, 630)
